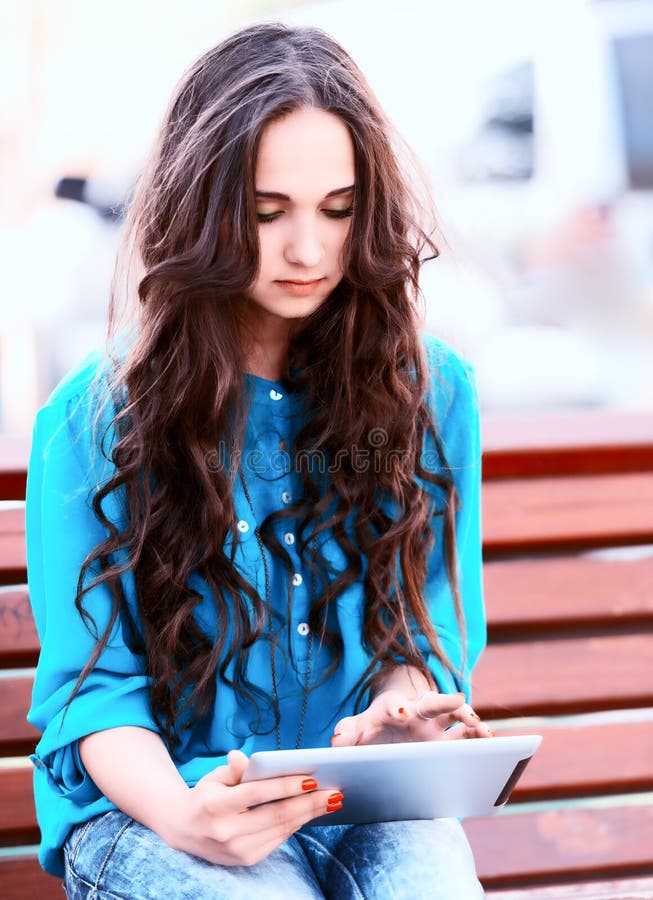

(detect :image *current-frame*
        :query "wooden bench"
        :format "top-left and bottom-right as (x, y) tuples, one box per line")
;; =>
(464, 410), (653, 898)
(1, 412), (653, 899)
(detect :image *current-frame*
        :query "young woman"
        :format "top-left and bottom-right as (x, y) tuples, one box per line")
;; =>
(27, 22), (488, 899)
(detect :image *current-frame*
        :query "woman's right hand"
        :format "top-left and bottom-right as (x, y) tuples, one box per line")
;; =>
(163, 750), (342, 866)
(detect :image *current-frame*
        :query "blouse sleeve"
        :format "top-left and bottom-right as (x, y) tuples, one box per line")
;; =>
(26, 364), (160, 805)
(418, 336), (486, 700)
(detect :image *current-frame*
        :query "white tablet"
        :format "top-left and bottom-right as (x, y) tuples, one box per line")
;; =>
(243, 735), (541, 824)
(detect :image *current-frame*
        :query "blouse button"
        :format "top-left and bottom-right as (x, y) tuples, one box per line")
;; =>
(269, 389), (283, 401)
(284, 532), (295, 546)
(237, 519), (250, 533)
(297, 622), (310, 636)
(281, 491), (292, 504)
(292, 573), (303, 587)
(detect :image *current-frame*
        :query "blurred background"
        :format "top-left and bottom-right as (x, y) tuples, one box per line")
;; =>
(2, 0), (653, 434)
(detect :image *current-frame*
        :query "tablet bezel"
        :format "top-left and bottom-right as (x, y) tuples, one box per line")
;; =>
(242, 735), (542, 824)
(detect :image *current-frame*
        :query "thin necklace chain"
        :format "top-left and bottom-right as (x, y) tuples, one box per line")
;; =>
(239, 468), (315, 751)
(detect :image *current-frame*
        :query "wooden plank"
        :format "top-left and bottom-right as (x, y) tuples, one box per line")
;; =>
(472, 634), (653, 719)
(482, 473), (653, 556)
(0, 768), (38, 846)
(502, 720), (653, 803)
(0, 587), (38, 667)
(0, 434), (29, 501)
(0, 857), (62, 900)
(0, 677), (40, 757)
(487, 875), (653, 898)
(7, 638), (653, 753)
(5, 719), (653, 843)
(465, 805), (653, 889)
(482, 410), (653, 479)
(484, 552), (653, 638)
(4, 553), (652, 661)
(0, 504), (26, 585)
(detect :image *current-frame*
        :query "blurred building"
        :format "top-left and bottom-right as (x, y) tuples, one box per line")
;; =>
(1, 0), (652, 431)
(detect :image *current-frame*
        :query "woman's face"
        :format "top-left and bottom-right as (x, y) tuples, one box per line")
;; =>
(248, 107), (355, 322)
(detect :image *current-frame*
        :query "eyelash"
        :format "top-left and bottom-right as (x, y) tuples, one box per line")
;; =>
(256, 206), (354, 224)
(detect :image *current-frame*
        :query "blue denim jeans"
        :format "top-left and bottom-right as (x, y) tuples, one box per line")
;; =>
(63, 810), (484, 899)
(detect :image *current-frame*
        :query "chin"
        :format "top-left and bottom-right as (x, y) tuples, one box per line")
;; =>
(251, 294), (331, 321)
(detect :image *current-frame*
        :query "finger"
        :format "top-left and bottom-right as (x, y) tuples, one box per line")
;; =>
(441, 721), (495, 740)
(444, 702), (495, 738)
(224, 790), (344, 866)
(230, 773), (335, 812)
(330, 715), (364, 747)
(225, 749), (250, 785)
(235, 788), (343, 837)
(411, 691), (466, 721)
(203, 750), (250, 787)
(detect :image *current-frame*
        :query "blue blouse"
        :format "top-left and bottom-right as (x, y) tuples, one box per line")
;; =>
(26, 332), (485, 876)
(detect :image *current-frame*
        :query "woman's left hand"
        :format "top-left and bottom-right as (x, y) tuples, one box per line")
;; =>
(330, 689), (494, 746)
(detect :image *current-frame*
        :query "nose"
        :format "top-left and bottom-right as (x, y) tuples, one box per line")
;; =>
(283, 216), (324, 269)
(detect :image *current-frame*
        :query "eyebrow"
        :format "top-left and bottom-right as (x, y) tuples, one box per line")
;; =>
(255, 184), (355, 201)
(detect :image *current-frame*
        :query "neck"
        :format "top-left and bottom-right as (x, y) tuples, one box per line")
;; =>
(239, 307), (300, 381)
(246, 339), (288, 381)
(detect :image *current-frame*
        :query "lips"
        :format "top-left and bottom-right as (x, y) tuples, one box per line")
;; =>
(275, 278), (325, 296)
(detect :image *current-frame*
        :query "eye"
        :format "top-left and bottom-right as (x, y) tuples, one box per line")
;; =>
(256, 211), (283, 223)
(323, 206), (354, 219)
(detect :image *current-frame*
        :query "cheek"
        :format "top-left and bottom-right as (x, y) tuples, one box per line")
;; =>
(331, 224), (351, 269)
(256, 230), (277, 275)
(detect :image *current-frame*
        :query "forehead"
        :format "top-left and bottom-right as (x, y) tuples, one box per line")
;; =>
(255, 108), (355, 196)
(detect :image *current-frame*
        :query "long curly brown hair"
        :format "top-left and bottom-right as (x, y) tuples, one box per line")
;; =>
(70, 22), (464, 749)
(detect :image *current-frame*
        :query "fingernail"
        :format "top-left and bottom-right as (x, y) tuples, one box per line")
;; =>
(398, 707), (407, 716)
(302, 778), (318, 791)
(326, 801), (343, 813)
(470, 711), (480, 720)
(327, 792), (344, 804)
(330, 733), (342, 745)
(489, 728), (496, 737)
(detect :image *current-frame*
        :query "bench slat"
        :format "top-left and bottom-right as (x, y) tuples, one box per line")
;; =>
(465, 804), (653, 888)
(472, 634), (653, 718)
(482, 410), (653, 479)
(0, 768), (37, 846)
(486, 875), (653, 898)
(0, 588), (36, 666)
(0, 435), (29, 501)
(0, 506), (26, 585)
(482, 473), (653, 556)
(5, 550), (653, 667)
(5, 474), (653, 581)
(6, 636), (653, 755)
(484, 552), (653, 638)
(0, 678), (40, 756)
(0, 857), (62, 900)
(502, 720), (653, 802)
(5, 718), (653, 848)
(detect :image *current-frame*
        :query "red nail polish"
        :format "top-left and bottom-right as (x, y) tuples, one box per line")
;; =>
(326, 801), (343, 813)
(302, 778), (318, 791)
(398, 707), (407, 715)
(327, 792), (344, 803)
